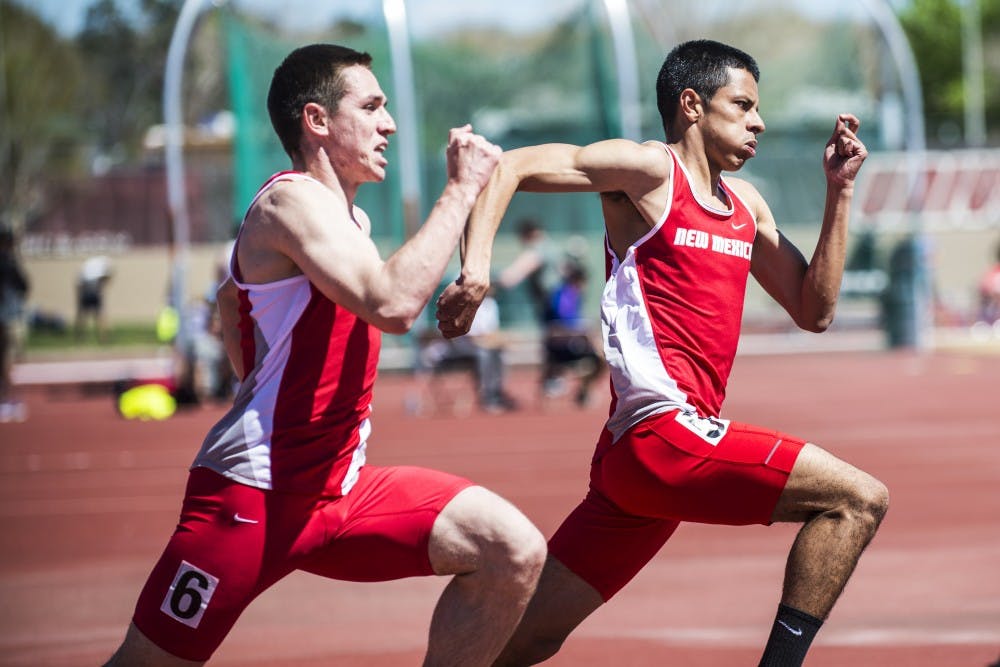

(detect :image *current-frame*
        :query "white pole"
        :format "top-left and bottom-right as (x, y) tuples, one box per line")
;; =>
(601, 0), (642, 141)
(959, 0), (987, 147)
(383, 0), (422, 238)
(164, 0), (211, 352)
(858, 0), (932, 349)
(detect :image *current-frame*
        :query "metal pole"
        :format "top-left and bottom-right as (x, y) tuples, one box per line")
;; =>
(858, 0), (932, 349)
(600, 0), (642, 141)
(383, 0), (422, 239)
(164, 0), (211, 353)
(959, 0), (987, 147)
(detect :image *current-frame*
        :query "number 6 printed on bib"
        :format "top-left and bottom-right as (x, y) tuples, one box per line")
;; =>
(160, 560), (220, 628)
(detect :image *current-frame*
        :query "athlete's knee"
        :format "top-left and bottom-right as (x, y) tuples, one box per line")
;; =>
(441, 486), (546, 586)
(850, 473), (889, 532)
(828, 471), (889, 538)
(487, 509), (547, 588)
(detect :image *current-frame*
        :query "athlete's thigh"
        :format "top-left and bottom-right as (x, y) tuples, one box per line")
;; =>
(596, 410), (805, 526)
(298, 465), (473, 581)
(770, 442), (880, 523)
(131, 468), (305, 662)
(426, 483), (541, 576)
(549, 486), (678, 601)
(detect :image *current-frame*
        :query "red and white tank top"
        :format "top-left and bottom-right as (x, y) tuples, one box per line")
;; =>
(193, 171), (381, 496)
(602, 145), (756, 441)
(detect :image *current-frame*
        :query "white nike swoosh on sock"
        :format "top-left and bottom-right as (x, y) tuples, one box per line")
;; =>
(778, 620), (803, 636)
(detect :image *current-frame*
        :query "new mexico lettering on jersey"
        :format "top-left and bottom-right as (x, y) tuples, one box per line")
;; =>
(673, 226), (753, 261)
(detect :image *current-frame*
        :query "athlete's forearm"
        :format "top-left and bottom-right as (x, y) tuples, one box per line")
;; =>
(801, 184), (854, 331)
(460, 157), (522, 288)
(375, 182), (481, 332)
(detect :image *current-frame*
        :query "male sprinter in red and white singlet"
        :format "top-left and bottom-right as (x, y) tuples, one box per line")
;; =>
(103, 44), (544, 667)
(437, 39), (888, 667)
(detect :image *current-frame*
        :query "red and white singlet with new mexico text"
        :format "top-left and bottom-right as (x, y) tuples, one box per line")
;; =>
(193, 171), (380, 496)
(602, 145), (757, 441)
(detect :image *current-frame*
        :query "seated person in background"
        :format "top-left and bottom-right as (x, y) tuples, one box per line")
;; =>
(542, 263), (603, 405)
(413, 287), (517, 414)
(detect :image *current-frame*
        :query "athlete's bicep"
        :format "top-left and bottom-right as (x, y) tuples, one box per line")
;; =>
(508, 140), (668, 195)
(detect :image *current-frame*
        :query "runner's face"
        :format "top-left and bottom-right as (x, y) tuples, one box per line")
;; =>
(328, 65), (397, 183)
(700, 67), (765, 172)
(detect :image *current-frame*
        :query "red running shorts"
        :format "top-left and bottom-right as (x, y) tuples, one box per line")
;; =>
(132, 465), (472, 661)
(549, 409), (805, 600)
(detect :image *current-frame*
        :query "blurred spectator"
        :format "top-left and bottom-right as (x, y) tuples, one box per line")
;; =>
(174, 241), (237, 405)
(541, 262), (603, 406)
(977, 240), (1000, 326)
(411, 288), (517, 415)
(75, 255), (113, 343)
(0, 227), (29, 422)
(498, 217), (560, 325)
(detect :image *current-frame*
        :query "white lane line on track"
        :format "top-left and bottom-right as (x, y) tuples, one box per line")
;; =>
(596, 626), (1000, 647)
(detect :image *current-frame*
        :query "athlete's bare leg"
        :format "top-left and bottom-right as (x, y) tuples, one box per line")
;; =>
(103, 623), (204, 667)
(770, 443), (889, 619)
(424, 486), (547, 667)
(493, 554), (604, 666)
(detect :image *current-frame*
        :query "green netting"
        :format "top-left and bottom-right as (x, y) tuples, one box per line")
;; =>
(219, 1), (892, 332)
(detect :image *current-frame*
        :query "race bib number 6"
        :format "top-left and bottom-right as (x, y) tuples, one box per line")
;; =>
(160, 560), (220, 628)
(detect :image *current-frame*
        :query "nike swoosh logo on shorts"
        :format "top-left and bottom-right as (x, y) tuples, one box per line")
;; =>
(778, 620), (803, 636)
(233, 513), (259, 524)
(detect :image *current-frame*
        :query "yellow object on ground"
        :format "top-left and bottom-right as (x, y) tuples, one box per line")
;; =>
(118, 383), (177, 421)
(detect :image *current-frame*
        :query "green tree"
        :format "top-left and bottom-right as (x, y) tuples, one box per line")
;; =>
(0, 0), (84, 231)
(899, 0), (1000, 145)
(76, 0), (179, 161)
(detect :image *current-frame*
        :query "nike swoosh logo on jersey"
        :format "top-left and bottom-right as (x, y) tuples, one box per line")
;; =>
(778, 620), (803, 636)
(233, 513), (259, 524)
(731, 222), (748, 230)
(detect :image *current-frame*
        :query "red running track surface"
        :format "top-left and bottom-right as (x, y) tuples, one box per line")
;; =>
(1, 350), (998, 666)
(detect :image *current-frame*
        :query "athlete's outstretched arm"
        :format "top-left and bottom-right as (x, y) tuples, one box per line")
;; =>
(244, 126), (499, 335)
(748, 114), (867, 332)
(437, 140), (666, 338)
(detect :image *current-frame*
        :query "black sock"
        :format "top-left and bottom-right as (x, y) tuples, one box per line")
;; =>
(758, 603), (823, 667)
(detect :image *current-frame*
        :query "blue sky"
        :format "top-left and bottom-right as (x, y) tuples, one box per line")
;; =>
(21, 0), (909, 38)
(16, 0), (101, 36)
(20, 0), (585, 37)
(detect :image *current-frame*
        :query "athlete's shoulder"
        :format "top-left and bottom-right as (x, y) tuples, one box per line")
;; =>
(613, 139), (672, 172)
(722, 176), (765, 210)
(721, 175), (759, 196)
(585, 138), (672, 189)
(253, 174), (347, 226)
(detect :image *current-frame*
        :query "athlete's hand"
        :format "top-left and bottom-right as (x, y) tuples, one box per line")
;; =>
(446, 124), (502, 195)
(824, 114), (867, 188)
(436, 274), (490, 338)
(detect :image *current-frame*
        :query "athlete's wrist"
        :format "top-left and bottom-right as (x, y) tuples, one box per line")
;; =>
(459, 265), (491, 291)
(441, 180), (481, 212)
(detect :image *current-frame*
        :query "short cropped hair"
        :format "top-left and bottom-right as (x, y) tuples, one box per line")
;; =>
(267, 43), (373, 160)
(655, 39), (759, 134)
